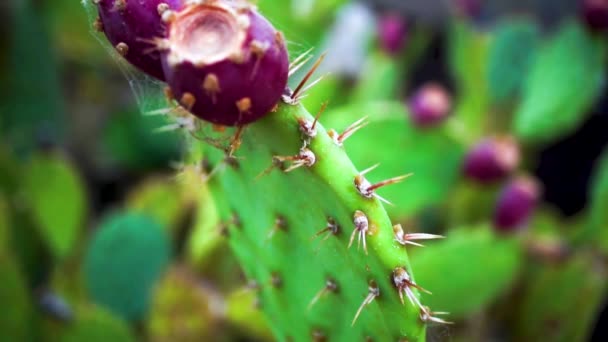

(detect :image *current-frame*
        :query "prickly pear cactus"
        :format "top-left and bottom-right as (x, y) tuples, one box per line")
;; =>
(83, 212), (171, 321)
(83, 0), (438, 340)
(185, 99), (430, 340)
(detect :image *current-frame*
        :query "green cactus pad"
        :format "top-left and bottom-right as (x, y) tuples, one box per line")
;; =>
(83, 212), (171, 321)
(24, 152), (87, 259)
(513, 252), (607, 341)
(0, 253), (32, 342)
(147, 266), (218, 341)
(487, 18), (539, 103)
(585, 147), (608, 253)
(126, 177), (197, 232)
(188, 101), (427, 341)
(59, 307), (135, 342)
(448, 20), (490, 140)
(323, 101), (465, 218)
(226, 286), (274, 341)
(410, 225), (523, 317)
(514, 21), (605, 143)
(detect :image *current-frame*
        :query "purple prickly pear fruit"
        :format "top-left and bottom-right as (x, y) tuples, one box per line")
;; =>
(463, 136), (520, 184)
(494, 176), (540, 232)
(94, 0), (184, 80)
(159, 2), (289, 126)
(407, 83), (452, 128)
(454, 0), (482, 18)
(377, 13), (407, 56)
(581, 0), (608, 31)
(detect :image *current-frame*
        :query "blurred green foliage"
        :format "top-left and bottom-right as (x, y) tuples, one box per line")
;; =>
(324, 101), (465, 218)
(0, 253), (33, 341)
(24, 152), (87, 259)
(83, 212), (171, 321)
(514, 21), (605, 143)
(103, 111), (182, 171)
(0, 0), (607, 341)
(487, 18), (539, 103)
(59, 307), (135, 342)
(2, 0), (65, 154)
(411, 226), (523, 317)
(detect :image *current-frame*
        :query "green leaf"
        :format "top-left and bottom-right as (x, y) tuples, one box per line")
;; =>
(226, 287), (273, 341)
(585, 147), (608, 253)
(147, 267), (217, 341)
(103, 110), (182, 171)
(257, 0), (346, 47)
(185, 173), (223, 264)
(323, 101), (465, 218)
(0, 253), (32, 341)
(411, 226), (523, 317)
(60, 307), (135, 342)
(487, 18), (539, 103)
(2, 0), (65, 153)
(83, 212), (171, 321)
(24, 152), (87, 259)
(513, 253), (607, 342)
(448, 19), (491, 140)
(43, 0), (106, 64)
(514, 21), (605, 143)
(0, 197), (9, 251)
(351, 52), (401, 103)
(126, 177), (195, 231)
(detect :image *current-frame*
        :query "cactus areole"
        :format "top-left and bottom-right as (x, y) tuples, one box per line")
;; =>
(95, 0), (183, 80)
(160, 2), (290, 126)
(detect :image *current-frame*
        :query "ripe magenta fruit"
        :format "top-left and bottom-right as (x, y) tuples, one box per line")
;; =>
(407, 83), (452, 128)
(581, 0), (608, 31)
(493, 176), (540, 232)
(377, 13), (407, 56)
(463, 136), (520, 184)
(94, 0), (183, 80)
(159, 2), (289, 126)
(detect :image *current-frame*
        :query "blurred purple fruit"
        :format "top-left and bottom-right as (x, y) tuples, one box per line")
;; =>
(463, 136), (520, 184)
(494, 176), (541, 232)
(454, 0), (482, 18)
(95, 0), (183, 80)
(408, 83), (452, 128)
(161, 2), (289, 126)
(581, 0), (608, 31)
(377, 13), (407, 56)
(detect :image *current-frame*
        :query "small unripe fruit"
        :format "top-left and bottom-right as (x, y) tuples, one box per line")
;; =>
(377, 13), (407, 56)
(463, 136), (520, 184)
(494, 176), (540, 232)
(454, 0), (482, 18)
(95, 0), (183, 80)
(580, 0), (608, 31)
(160, 2), (289, 126)
(407, 83), (452, 128)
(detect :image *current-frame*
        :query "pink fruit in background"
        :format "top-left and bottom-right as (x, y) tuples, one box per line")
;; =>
(377, 13), (407, 56)
(159, 1), (289, 126)
(494, 176), (541, 232)
(95, 0), (183, 80)
(463, 136), (520, 184)
(407, 83), (452, 128)
(454, 0), (482, 18)
(581, 0), (608, 31)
